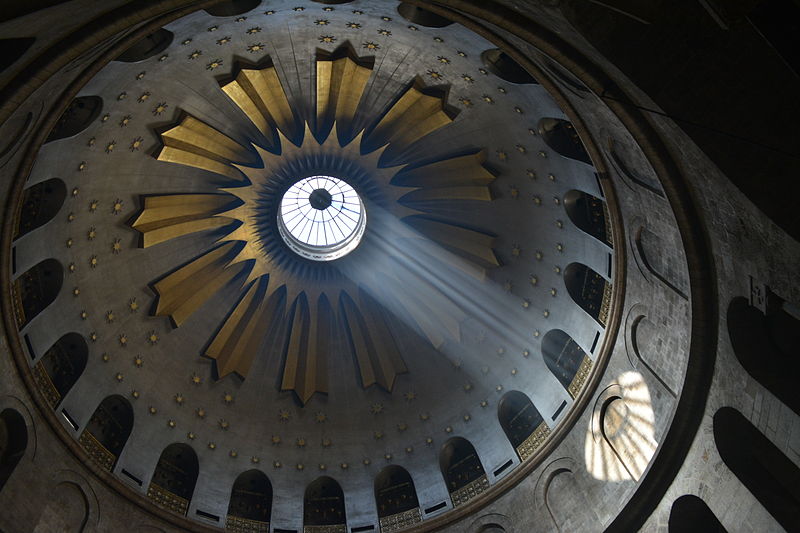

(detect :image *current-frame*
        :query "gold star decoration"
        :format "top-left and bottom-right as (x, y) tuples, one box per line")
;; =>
(295, 437), (306, 448)
(404, 391), (417, 402)
(370, 403), (383, 415)
(378, 28), (391, 36)
(278, 409), (291, 422)
(427, 70), (443, 80)
(87, 227), (96, 240)
(119, 334), (128, 346)
(72, 287), (80, 297)
(206, 59), (223, 70)
(105, 310), (114, 323)
(128, 298), (138, 312)
(119, 115), (131, 127)
(68, 262), (76, 273)
(181, 38), (192, 45)
(137, 92), (150, 103)
(111, 238), (122, 254)
(362, 41), (379, 50)
(131, 390), (140, 399)
(222, 392), (234, 404)
(219, 419), (230, 430)
(191, 373), (203, 385)
(381, 16), (392, 21)
(112, 199), (123, 214)
(174, 393), (184, 405)
(148, 406), (157, 415)
(89, 200), (98, 212)
(319, 35), (336, 43)
(130, 137), (143, 151)
(87, 137), (95, 146)
(148, 331), (159, 345)
(315, 412), (327, 423)
(482, 94), (494, 104)
(346, 22), (361, 28)
(437, 56), (450, 64)
(196, 407), (206, 418)
(133, 355), (144, 368)
(153, 102), (168, 115)
(188, 50), (202, 60)
(458, 97), (473, 107)
(115, 373), (124, 382)
(420, 412), (430, 421)
(101, 353), (110, 362)
(246, 27), (261, 34)
(247, 43), (265, 53)
(315, 19), (329, 25)
(458, 50), (467, 57)
(511, 244), (521, 257)
(271, 435), (281, 445)
(105, 141), (116, 153)
(321, 438), (332, 448)
(89, 255), (98, 268)
(117, 92), (127, 101)
(216, 36), (231, 45)
(136, 71), (145, 80)
(462, 74), (474, 83)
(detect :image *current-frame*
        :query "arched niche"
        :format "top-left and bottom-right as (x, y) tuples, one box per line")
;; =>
(668, 495), (727, 532)
(147, 443), (199, 516)
(79, 395), (133, 471)
(33, 481), (88, 532)
(114, 29), (173, 63)
(33, 332), (87, 409)
(0, 38), (35, 73)
(397, 3), (454, 27)
(537, 460), (600, 531)
(538, 118), (591, 164)
(226, 469), (272, 529)
(564, 262), (611, 327)
(727, 296), (800, 415)
(375, 465), (421, 527)
(12, 258), (63, 327)
(713, 407), (800, 531)
(45, 96), (102, 143)
(564, 190), (611, 246)
(480, 49), (537, 84)
(633, 225), (688, 299)
(0, 1), (65, 23)
(629, 311), (677, 397)
(439, 437), (487, 507)
(541, 329), (592, 399)
(498, 390), (547, 460)
(0, 409), (28, 492)
(14, 178), (67, 239)
(599, 396), (651, 481)
(204, 0), (261, 16)
(303, 476), (346, 528)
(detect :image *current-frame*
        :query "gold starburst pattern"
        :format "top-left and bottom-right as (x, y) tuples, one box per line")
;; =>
(132, 45), (499, 405)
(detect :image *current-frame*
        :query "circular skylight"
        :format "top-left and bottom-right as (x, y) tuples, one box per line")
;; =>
(277, 175), (366, 261)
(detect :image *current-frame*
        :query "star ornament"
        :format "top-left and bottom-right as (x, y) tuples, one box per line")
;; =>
(131, 45), (500, 406)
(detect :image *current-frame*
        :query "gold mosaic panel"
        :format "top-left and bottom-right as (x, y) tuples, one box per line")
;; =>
(147, 482), (189, 516)
(602, 201), (613, 245)
(32, 361), (61, 409)
(450, 474), (489, 507)
(79, 430), (116, 471)
(516, 422), (552, 461)
(598, 280), (612, 327)
(303, 526), (347, 533)
(226, 515), (269, 533)
(379, 507), (422, 532)
(567, 355), (593, 399)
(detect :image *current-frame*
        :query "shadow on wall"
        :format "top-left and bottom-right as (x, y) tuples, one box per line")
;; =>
(668, 494), (727, 532)
(0, 409), (27, 492)
(585, 372), (657, 482)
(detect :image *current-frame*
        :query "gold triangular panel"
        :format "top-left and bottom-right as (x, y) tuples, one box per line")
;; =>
(316, 45), (374, 143)
(132, 194), (238, 247)
(281, 292), (332, 405)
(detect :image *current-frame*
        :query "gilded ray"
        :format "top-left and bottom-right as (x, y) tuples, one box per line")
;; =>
(403, 217), (499, 268)
(281, 293), (332, 405)
(157, 116), (255, 181)
(316, 46), (374, 143)
(364, 78), (458, 162)
(132, 194), (238, 247)
(341, 289), (407, 392)
(393, 151), (495, 187)
(206, 277), (284, 379)
(222, 61), (299, 144)
(153, 242), (248, 327)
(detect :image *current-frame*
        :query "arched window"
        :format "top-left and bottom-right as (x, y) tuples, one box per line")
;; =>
(79, 395), (133, 471)
(542, 329), (592, 398)
(727, 296), (800, 415)
(480, 49), (537, 84)
(564, 190), (611, 246)
(148, 443), (199, 516)
(32, 332), (87, 408)
(204, 0), (261, 17)
(498, 390), (547, 460)
(439, 437), (487, 507)
(303, 476), (346, 528)
(374, 465), (421, 527)
(0, 38), (35, 73)
(397, 3), (454, 27)
(226, 469), (272, 530)
(12, 258), (63, 327)
(0, 409), (27, 492)
(115, 29), (173, 63)
(14, 178), (67, 239)
(564, 263), (611, 326)
(45, 96), (103, 142)
(668, 495), (727, 532)
(538, 118), (591, 164)
(714, 407), (800, 531)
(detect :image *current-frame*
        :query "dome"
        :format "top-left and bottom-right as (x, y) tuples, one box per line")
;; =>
(1, 1), (798, 533)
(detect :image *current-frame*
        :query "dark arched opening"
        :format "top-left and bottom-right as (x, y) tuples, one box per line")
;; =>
(439, 437), (487, 507)
(0, 409), (27, 492)
(226, 469), (272, 529)
(45, 96), (102, 143)
(304, 476), (346, 528)
(79, 395), (133, 471)
(204, 0), (261, 16)
(12, 258), (63, 327)
(397, 3), (454, 27)
(668, 495), (726, 532)
(727, 295), (800, 415)
(564, 190), (611, 246)
(498, 390), (546, 460)
(375, 465), (421, 527)
(115, 28), (173, 63)
(538, 118), (592, 164)
(480, 49), (537, 84)
(0, 38), (36, 73)
(713, 407), (800, 531)
(148, 443), (199, 516)
(33, 332), (87, 409)
(14, 178), (67, 239)
(564, 262), (611, 326)
(542, 329), (592, 398)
